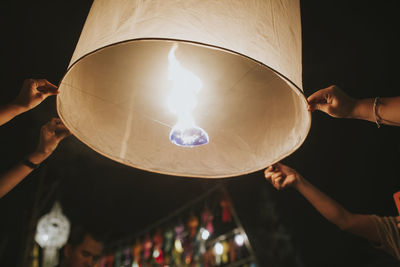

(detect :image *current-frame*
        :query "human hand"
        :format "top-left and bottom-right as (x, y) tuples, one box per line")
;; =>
(35, 118), (71, 159)
(264, 163), (303, 190)
(12, 79), (59, 112)
(307, 85), (357, 118)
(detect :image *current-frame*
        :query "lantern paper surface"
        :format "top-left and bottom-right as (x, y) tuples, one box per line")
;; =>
(57, 0), (310, 178)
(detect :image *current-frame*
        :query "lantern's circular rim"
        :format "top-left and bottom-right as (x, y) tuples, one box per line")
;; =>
(57, 38), (312, 178)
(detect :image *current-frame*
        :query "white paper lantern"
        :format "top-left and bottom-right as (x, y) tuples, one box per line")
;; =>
(57, 0), (310, 178)
(35, 202), (70, 267)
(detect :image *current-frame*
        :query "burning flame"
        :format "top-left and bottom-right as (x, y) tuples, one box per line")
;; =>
(167, 44), (209, 147)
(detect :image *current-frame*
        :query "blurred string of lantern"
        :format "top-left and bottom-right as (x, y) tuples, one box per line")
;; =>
(100, 184), (257, 267)
(93, 183), (301, 267)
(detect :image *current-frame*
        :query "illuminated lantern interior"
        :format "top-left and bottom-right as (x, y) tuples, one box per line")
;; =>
(57, 0), (310, 178)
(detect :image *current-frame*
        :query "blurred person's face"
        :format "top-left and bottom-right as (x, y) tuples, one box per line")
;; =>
(63, 234), (103, 267)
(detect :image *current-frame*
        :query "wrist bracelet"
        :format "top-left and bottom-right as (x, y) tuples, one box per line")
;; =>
(373, 97), (381, 128)
(22, 159), (40, 169)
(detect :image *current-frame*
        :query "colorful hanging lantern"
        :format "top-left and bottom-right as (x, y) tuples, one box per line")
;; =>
(34, 202), (70, 267)
(152, 229), (164, 264)
(228, 239), (236, 263)
(142, 234), (153, 260)
(99, 256), (107, 267)
(57, 0), (310, 178)
(163, 228), (174, 254)
(213, 242), (224, 265)
(220, 196), (232, 223)
(221, 241), (230, 264)
(114, 248), (123, 267)
(131, 239), (142, 266)
(122, 247), (132, 267)
(201, 206), (214, 236)
(106, 254), (114, 267)
(187, 213), (199, 238)
(203, 248), (215, 267)
(199, 228), (210, 241)
(234, 233), (245, 247)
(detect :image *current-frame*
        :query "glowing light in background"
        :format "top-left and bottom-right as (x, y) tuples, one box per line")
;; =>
(234, 233), (245, 246)
(174, 239), (183, 253)
(34, 202), (70, 267)
(152, 249), (160, 258)
(214, 242), (223, 255)
(200, 228), (210, 240)
(167, 44), (209, 147)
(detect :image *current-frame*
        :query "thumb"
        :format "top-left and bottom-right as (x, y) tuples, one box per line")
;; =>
(307, 87), (330, 103)
(281, 178), (294, 188)
(308, 101), (330, 113)
(307, 89), (330, 113)
(55, 125), (71, 141)
(58, 130), (71, 140)
(43, 89), (59, 97)
(39, 89), (59, 99)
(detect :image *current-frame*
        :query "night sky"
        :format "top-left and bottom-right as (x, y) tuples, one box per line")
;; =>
(1, 1), (400, 266)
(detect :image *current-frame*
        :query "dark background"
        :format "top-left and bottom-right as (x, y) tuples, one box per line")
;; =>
(1, 0), (399, 266)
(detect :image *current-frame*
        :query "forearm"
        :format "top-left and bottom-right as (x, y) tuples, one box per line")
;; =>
(0, 151), (48, 198)
(0, 103), (27, 126)
(350, 97), (400, 126)
(0, 163), (33, 198)
(295, 178), (352, 230)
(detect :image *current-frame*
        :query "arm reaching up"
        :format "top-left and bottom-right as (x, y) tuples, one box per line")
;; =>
(0, 118), (70, 198)
(0, 79), (59, 126)
(264, 163), (381, 243)
(307, 85), (400, 126)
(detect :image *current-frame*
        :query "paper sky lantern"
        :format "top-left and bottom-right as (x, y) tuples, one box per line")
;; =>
(57, 0), (310, 178)
(35, 202), (70, 267)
